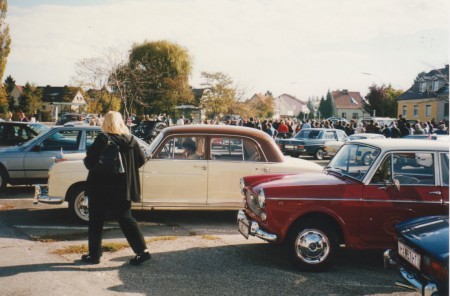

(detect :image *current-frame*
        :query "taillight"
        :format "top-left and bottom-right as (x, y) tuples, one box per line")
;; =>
(422, 255), (449, 281)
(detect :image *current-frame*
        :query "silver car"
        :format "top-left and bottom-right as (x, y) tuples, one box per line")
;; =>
(0, 126), (104, 191)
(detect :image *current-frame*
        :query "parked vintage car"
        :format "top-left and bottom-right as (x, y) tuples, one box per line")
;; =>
(37, 125), (323, 222)
(132, 120), (167, 143)
(276, 128), (348, 160)
(323, 133), (386, 157)
(384, 215), (449, 296)
(0, 121), (49, 147)
(238, 139), (449, 271)
(0, 125), (105, 191)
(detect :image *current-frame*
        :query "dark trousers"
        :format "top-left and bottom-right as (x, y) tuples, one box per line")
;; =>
(88, 199), (147, 258)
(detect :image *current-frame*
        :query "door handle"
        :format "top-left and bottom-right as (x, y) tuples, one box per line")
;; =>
(256, 167), (269, 173)
(194, 165), (207, 170)
(428, 191), (442, 195)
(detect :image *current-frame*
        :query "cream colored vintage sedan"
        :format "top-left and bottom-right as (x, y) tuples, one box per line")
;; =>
(38, 125), (322, 222)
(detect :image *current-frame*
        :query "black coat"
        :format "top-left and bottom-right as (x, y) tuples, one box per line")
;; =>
(84, 133), (146, 202)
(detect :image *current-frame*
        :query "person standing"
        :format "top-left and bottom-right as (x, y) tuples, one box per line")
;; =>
(17, 110), (29, 122)
(82, 111), (150, 266)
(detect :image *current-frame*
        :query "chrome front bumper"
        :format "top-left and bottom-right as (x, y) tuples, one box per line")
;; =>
(237, 210), (277, 242)
(384, 249), (439, 296)
(33, 184), (64, 204)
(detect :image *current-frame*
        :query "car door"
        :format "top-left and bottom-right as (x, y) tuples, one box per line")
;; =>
(360, 151), (443, 246)
(141, 136), (207, 206)
(207, 137), (269, 207)
(440, 152), (449, 213)
(23, 129), (84, 179)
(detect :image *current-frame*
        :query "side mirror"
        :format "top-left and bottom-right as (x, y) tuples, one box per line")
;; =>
(32, 145), (42, 152)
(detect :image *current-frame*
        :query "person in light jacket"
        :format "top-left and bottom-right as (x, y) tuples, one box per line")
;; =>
(82, 111), (150, 265)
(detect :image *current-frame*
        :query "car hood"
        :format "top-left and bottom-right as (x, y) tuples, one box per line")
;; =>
(396, 216), (449, 263)
(244, 171), (351, 193)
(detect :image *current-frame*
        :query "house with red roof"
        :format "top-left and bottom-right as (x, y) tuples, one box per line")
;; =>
(331, 89), (366, 120)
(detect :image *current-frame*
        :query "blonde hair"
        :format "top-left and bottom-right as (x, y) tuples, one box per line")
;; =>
(101, 111), (130, 135)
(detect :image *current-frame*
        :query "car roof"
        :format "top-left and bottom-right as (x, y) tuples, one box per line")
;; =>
(348, 138), (449, 151)
(51, 125), (101, 130)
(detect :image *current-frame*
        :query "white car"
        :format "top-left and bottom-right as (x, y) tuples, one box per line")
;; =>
(38, 125), (323, 222)
(324, 133), (386, 157)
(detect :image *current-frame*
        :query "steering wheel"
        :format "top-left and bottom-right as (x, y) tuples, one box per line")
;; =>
(394, 175), (420, 185)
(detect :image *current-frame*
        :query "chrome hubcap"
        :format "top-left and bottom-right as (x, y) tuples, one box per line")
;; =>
(76, 193), (89, 221)
(295, 229), (330, 264)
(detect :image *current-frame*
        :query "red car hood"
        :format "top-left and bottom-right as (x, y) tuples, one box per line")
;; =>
(244, 171), (360, 199)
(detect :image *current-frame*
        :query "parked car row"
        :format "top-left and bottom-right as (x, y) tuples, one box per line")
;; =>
(3, 122), (446, 294)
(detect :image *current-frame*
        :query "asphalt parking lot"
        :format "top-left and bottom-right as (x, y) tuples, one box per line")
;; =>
(0, 158), (417, 296)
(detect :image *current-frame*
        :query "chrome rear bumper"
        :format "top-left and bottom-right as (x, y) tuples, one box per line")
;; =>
(237, 210), (277, 242)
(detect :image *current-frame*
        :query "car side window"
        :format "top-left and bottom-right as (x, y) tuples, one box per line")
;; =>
(85, 130), (102, 149)
(40, 130), (81, 151)
(337, 130), (347, 141)
(440, 153), (449, 186)
(210, 137), (244, 161)
(392, 153), (435, 185)
(323, 131), (336, 140)
(156, 136), (205, 160)
(370, 155), (392, 184)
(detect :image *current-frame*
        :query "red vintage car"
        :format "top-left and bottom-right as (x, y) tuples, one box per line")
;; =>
(238, 139), (449, 271)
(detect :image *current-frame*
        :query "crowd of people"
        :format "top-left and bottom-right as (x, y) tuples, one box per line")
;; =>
(167, 114), (449, 139)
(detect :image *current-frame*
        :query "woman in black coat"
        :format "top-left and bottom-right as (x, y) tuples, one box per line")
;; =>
(82, 111), (150, 266)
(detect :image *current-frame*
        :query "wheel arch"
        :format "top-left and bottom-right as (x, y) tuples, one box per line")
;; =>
(65, 181), (86, 202)
(287, 212), (345, 246)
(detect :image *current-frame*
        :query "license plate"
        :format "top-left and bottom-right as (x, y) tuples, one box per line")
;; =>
(238, 218), (250, 239)
(285, 145), (295, 149)
(398, 241), (421, 270)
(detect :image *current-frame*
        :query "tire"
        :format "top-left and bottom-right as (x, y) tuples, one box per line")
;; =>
(68, 186), (89, 223)
(314, 148), (325, 160)
(0, 168), (8, 192)
(285, 221), (338, 271)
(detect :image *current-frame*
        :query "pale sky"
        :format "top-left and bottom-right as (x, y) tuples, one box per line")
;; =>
(4, 0), (449, 100)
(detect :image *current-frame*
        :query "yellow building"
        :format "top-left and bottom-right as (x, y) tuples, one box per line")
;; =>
(397, 65), (449, 123)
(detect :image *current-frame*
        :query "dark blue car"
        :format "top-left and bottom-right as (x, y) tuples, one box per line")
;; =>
(384, 215), (449, 296)
(275, 128), (348, 160)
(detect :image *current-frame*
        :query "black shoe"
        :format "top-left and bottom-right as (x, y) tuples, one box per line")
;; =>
(81, 254), (100, 264)
(130, 252), (151, 266)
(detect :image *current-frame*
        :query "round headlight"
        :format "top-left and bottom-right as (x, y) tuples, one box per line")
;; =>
(258, 189), (266, 208)
(240, 178), (246, 195)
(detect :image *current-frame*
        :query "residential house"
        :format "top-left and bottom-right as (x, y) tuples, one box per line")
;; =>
(397, 65), (449, 122)
(331, 89), (366, 120)
(273, 93), (308, 119)
(39, 85), (87, 120)
(9, 85), (24, 106)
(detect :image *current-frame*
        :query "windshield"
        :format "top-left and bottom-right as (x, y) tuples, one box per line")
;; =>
(325, 143), (380, 181)
(30, 123), (50, 135)
(19, 129), (63, 148)
(294, 129), (321, 139)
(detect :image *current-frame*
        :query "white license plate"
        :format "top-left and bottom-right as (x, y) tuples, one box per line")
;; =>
(398, 241), (421, 270)
(285, 145), (295, 149)
(238, 219), (250, 239)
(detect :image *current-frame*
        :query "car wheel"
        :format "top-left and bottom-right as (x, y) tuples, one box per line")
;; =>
(286, 221), (338, 271)
(314, 148), (325, 160)
(0, 168), (8, 192)
(68, 186), (89, 223)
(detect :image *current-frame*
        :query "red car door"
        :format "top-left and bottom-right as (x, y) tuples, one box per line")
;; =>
(360, 152), (443, 248)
